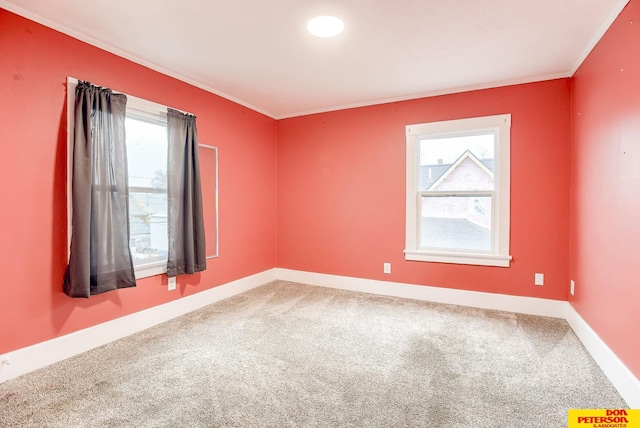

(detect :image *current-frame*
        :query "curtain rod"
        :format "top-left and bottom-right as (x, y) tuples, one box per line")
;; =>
(67, 76), (195, 117)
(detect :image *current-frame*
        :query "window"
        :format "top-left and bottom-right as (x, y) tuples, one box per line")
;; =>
(67, 79), (171, 278)
(126, 109), (168, 270)
(405, 114), (511, 267)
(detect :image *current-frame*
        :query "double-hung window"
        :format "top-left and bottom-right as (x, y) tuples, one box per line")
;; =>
(67, 78), (170, 279)
(405, 114), (512, 267)
(125, 102), (169, 277)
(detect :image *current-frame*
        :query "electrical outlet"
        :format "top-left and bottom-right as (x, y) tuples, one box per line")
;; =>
(570, 280), (575, 296)
(168, 277), (176, 291)
(383, 263), (391, 274)
(534, 273), (544, 286)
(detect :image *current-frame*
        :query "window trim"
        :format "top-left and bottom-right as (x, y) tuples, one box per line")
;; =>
(404, 114), (512, 267)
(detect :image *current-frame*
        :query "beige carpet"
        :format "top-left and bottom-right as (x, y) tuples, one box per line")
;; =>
(0, 281), (626, 427)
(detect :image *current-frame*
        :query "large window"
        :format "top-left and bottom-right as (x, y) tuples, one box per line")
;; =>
(66, 83), (171, 278)
(405, 114), (511, 267)
(125, 110), (168, 267)
(66, 78), (218, 280)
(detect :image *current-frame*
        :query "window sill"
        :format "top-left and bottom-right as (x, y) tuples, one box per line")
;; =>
(404, 250), (512, 267)
(133, 260), (167, 279)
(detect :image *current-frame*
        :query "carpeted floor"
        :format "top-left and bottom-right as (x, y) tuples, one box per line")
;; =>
(0, 281), (626, 427)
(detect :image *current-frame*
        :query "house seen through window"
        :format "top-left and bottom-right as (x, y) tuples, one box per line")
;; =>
(419, 134), (494, 251)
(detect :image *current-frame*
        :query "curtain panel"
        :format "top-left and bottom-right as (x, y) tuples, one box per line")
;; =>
(166, 108), (207, 277)
(64, 82), (137, 298)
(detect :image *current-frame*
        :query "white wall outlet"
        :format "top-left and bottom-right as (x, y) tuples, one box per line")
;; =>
(570, 280), (575, 296)
(383, 263), (391, 274)
(168, 277), (177, 291)
(534, 273), (544, 286)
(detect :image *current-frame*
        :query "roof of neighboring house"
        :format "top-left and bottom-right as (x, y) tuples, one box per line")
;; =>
(420, 152), (494, 191)
(421, 217), (491, 251)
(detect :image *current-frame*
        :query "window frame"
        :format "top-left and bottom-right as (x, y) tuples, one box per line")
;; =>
(125, 107), (170, 276)
(404, 114), (512, 267)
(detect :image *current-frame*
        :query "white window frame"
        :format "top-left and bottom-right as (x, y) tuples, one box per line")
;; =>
(67, 77), (171, 279)
(405, 114), (512, 267)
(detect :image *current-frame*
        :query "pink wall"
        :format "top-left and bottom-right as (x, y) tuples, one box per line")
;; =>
(277, 79), (572, 300)
(570, 1), (640, 378)
(3, 3), (636, 382)
(0, 10), (277, 355)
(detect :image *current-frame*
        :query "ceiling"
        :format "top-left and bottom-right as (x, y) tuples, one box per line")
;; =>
(0, 0), (629, 119)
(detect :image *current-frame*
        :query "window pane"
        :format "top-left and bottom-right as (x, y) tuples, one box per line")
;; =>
(420, 195), (492, 251)
(126, 117), (168, 263)
(419, 133), (495, 191)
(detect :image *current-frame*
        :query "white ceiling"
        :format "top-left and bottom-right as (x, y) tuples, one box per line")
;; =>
(1, 0), (629, 119)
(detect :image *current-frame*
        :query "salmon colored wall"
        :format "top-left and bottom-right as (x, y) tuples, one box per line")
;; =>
(0, 10), (277, 355)
(570, 1), (640, 378)
(277, 79), (572, 300)
(6, 3), (635, 383)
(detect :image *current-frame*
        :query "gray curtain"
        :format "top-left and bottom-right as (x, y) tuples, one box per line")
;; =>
(166, 108), (206, 277)
(64, 81), (137, 297)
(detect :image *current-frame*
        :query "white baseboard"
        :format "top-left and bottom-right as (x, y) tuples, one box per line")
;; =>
(0, 268), (276, 384)
(276, 268), (568, 318)
(565, 305), (640, 408)
(2, 267), (638, 408)
(277, 268), (640, 407)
